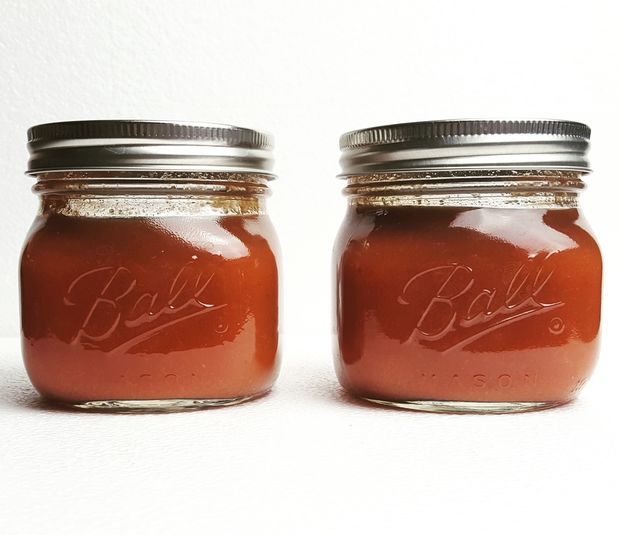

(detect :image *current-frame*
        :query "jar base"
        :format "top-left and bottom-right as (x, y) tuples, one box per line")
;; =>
(54, 391), (268, 413)
(362, 398), (568, 414)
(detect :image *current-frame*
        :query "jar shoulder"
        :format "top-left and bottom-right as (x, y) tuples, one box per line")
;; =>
(335, 206), (601, 262)
(21, 213), (280, 268)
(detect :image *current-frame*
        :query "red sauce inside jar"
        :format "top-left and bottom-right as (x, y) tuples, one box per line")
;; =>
(21, 213), (280, 403)
(334, 205), (602, 405)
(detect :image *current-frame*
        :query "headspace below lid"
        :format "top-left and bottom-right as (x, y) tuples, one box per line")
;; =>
(26, 120), (275, 175)
(338, 119), (591, 176)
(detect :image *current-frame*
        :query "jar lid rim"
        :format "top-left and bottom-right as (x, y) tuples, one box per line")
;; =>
(339, 119), (591, 175)
(26, 119), (275, 176)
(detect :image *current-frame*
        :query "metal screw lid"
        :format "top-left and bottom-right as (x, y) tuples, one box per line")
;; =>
(26, 120), (275, 176)
(339, 119), (591, 176)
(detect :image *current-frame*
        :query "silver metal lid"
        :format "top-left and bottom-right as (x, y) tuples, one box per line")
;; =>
(27, 120), (275, 175)
(339, 120), (591, 176)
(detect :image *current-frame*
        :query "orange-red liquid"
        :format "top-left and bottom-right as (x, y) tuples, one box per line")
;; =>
(334, 206), (602, 403)
(21, 213), (280, 402)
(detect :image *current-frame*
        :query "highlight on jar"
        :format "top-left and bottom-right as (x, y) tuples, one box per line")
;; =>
(20, 120), (281, 411)
(333, 119), (602, 414)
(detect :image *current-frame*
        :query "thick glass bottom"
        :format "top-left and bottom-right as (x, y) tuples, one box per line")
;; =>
(56, 391), (268, 413)
(362, 398), (569, 414)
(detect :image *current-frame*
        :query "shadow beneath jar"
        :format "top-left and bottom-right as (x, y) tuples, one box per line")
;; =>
(0, 357), (56, 413)
(290, 360), (408, 413)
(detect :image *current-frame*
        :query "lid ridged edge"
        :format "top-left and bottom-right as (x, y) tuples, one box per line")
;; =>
(340, 120), (591, 150)
(26, 120), (275, 175)
(28, 120), (273, 149)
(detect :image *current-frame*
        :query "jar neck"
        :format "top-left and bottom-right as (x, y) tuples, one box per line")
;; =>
(342, 170), (585, 209)
(33, 171), (272, 217)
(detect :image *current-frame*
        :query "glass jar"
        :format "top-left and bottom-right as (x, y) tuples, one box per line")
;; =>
(334, 120), (602, 413)
(21, 120), (280, 411)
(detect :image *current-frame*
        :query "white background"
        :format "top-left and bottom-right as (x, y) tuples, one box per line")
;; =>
(1, 1), (619, 533)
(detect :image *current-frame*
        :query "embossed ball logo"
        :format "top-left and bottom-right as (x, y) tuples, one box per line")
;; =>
(397, 257), (564, 353)
(64, 260), (227, 352)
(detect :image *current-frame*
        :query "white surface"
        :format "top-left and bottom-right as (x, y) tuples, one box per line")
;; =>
(1, 1), (620, 533)
(1, 337), (618, 534)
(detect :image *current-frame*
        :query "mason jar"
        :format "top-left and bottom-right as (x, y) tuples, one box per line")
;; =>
(21, 120), (280, 411)
(334, 120), (602, 413)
